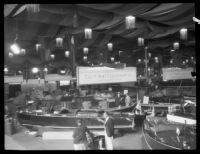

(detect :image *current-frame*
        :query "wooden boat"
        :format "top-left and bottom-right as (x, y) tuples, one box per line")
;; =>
(142, 115), (196, 150)
(17, 110), (137, 130)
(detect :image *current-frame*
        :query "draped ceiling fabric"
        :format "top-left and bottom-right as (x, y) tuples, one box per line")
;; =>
(4, 3), (195, 72)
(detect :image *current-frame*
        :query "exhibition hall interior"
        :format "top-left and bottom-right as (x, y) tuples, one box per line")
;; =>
(4, 3), (196, 150)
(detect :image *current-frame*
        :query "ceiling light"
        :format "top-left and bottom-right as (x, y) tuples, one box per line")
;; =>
(138, 59), (141, 63)
(50, 54), (55, 60)
(180, 28), (188, 40)
(173, 42), (179, 50)
(83, 48), (89, 54)
(8, 52), (14, 58)
(125, 16), (135, 29)
(83, 56), (87, 61)
(44, 67), (48, 72)
(56, 37), (63, 47)
(36, 44), (41, 51)
(107, 43), (113, 51)
(10, 43), (20, 55)
(21, 49), (26, 55)
(60, 70), (66, 74)
(4, 67), (8, 73)
(65, 51), (70, 57)
(110, 57), (114, 62)
(84, 28), (92, 39)
(138, 37), (144, 46)
(32, 67), (39, 74)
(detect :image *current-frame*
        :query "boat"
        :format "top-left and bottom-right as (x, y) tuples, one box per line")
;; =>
(142, 103), (196, 150)
(17, 110), (137, 130)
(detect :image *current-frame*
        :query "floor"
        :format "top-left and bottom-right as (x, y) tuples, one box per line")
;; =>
(5, 125), (149, 150)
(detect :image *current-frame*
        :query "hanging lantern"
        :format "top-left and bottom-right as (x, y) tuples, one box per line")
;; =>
(83, 48), (89, 54)
(4, 67), (8, 73)
(73, 13), (78, 28)
(170, 59), (173, 64)
(32, 67), (39, 74)
(71, 36), (74, 45)
(173, 42), (179, 50)
(83, 56), (87, 61)
(138, 59), (141, 63)
(180, 28), (188, 40)
(182, 61), (186, 65)
(10, 43), (20, 55)
(56, 37), (63, 47)
(21, 49), (26, 55)
(119, 50), (123, 56)
(50, 54), (55, 60)
(138, 37), (144, 46)
(191, 56), (194, 61)
(36, 44), (41, 52)
(110, 57), (114, 62)
(18, 70), (22, 74)
(65, 51), (70, 58)
(185, 59), (189, 63)
(170, 49), (175, 52)
(44, 67), (48, 72)
(148, 67), (151, 72)
(8, 52), (14, 58)
(154, 57), (159, 63)
(26, 4), (40, 13)
(125, 16), (135, 29)
(148, 52), (151, 58)
(107, 43), (113, 51)
(84, 28), (92, 39)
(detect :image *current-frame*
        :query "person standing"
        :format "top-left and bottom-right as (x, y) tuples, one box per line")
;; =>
(72, 119), (90, 150)
(97, 112), (114, 150)
(124, 92), (132, 107)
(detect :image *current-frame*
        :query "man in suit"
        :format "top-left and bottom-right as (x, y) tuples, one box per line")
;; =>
(97, 112), (114, 150)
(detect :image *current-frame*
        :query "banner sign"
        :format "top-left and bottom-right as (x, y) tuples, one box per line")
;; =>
(45, 74), (72, 81)
(77, 67), (136, 85)
(162, 67), (194, 81)
(4, 75), (23, 83)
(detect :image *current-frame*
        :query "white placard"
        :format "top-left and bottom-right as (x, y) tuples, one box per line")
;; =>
(45, 74), (72, 81)
(162, 67), (193, 81)
(77, 67), (136, 85)
(143, 96), (149, 104)
(4, 75), (23, 83)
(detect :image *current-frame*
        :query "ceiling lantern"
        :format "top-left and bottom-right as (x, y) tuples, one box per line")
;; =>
(148, 52), (151, 58)
(83, 48), (89, 54)
(185, 59), (189, 63)
(8, 52), (14, 58)
(180, 28), (188, 40)
(10, 43), (20, 55)
(154, 57), (159, 63)
(21, 49), (26, 55)
(83, 56), (87, 61)
(191, 56), (194, 61)
(56, 37), (63, 47)
(18, 70), (22, 74)
(50, 54), (55, 60)
(182, 61), (186, 65)
(107, 43), (113, 51)
(125, 16), (135, 29)
(26, 4), (40, 13)
(138, 59), (141, 63)
(32, 67), (39, 74)
(110, 57), (115, 62)
(4, 67), (8, 73)
(173, 42), (179, 50)
(36, 44), (41, 52)
(65, 51), (70, 58)
(44, 67), (48, 72)
(84, 28), (92, 39)
(170, 59), (173, 64)
(119, 50), (123, 56)
(138, 37), (144, 46)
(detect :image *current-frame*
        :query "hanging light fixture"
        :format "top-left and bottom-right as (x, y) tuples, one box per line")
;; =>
(4, 66), (8, 73)
(8, 52), (14, 58)
(180, 28), (188, 40)
(138, 59), (141, 63)
(170, 49), (175, 52)
(26, 4), (40, 13)
(173, 42), (179, 50)
(119, 50), (123, 56)
(191, 56), (194, 61)
(65, 51), (70, 58)
(21, 49), (26, 55)
(170, 59), (173, 64)
(32, 67), (39, 74)
(44, 67), (48, 72)
(154, 57), (159, 63)
(107, 43), (113, 51)
(18, 70), (22, 74)
(110, 57), (115, 62)
(138, 37), (144, 46)
(83, 48), (89, 54)
(182, 61), (186, 65)
(10, 43), (20, 55)
(50, 54), (55, 60)
(148, 67), (151, 72)
(125, 16), (136, 29)
(83, 56), (87, 61)
(185, 59), (189, 63)
(148, 52), (151, 58)
(36, 44), (41, 52)
(56, 37), (63, 47)
(84, 28), (92, 39)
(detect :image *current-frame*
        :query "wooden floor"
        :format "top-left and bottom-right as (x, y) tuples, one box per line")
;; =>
(5, 126), (149, 150)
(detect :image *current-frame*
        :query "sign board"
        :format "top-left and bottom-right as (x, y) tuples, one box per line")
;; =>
(77, 67), (137, 85)
(162, 67), (194, 81)
(143, 96), (149, 104)
(4, 75), (23, 83)
(45, 74), (72, 81)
